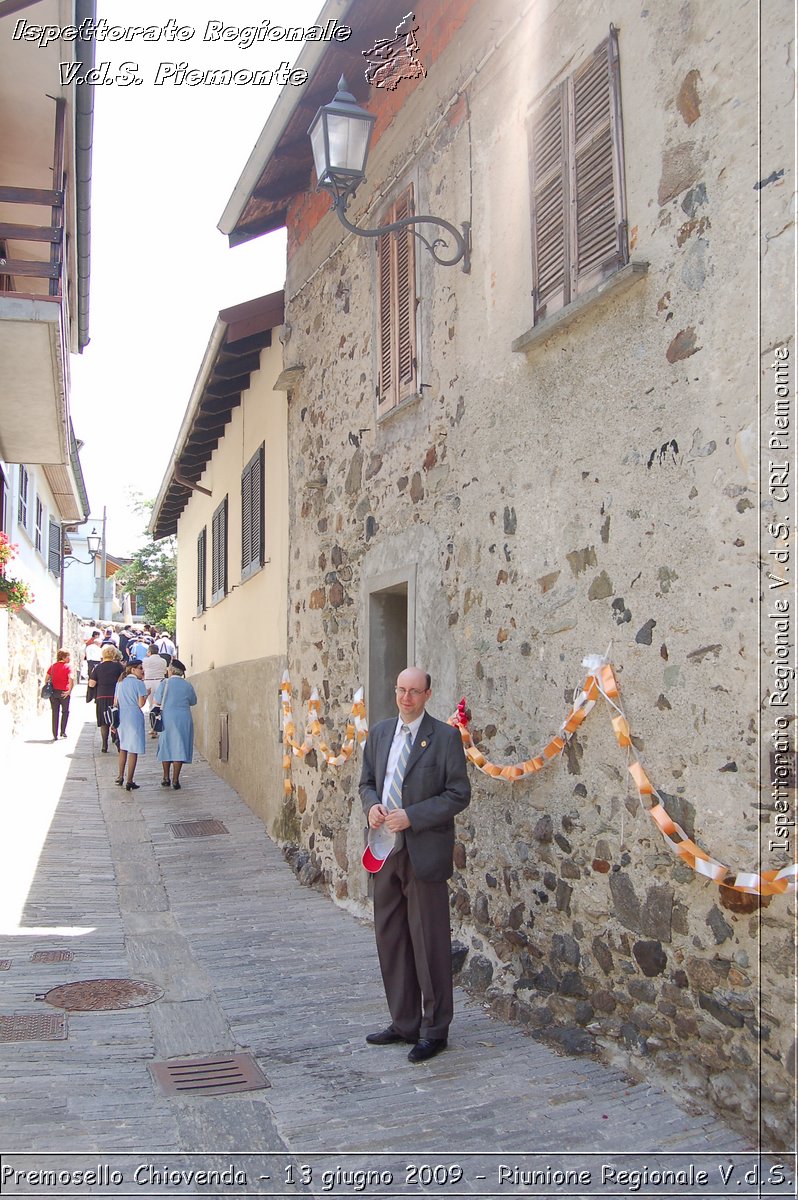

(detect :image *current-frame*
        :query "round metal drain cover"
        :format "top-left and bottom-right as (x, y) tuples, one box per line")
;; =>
(43, 979), (164, 1011)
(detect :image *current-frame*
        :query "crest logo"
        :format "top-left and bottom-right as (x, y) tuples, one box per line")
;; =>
(362, 11), (426, 90)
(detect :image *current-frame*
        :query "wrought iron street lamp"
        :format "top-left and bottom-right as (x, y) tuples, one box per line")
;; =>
(64, 526), (101, 566)
(308, 77), (471, 272)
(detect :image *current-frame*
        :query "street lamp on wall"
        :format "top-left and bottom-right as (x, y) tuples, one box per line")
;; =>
(308, 76), (471, 272)
(63, 526), (101, 566)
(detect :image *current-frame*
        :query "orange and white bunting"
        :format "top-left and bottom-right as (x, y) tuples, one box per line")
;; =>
(279, 660), (796, 899)
(280, 672), (368, 793)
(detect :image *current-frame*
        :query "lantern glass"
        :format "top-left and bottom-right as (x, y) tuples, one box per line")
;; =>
(308, 77), (376, 189)
(325, 110), (372, 175)
(309, 114), (328, 181)
(86, 529), (101, 558)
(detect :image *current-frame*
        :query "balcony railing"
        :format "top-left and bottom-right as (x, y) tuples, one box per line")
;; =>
(0, 97), (66, 301)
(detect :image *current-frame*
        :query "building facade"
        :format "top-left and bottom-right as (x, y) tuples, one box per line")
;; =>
(220, 0), (794, 1144)
(0, 1), (95, 736)
(151, 292), (290, 833)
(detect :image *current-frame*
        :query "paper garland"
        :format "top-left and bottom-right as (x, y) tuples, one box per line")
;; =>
(278, 659), (797, 898)
(280, 672), (368, 794)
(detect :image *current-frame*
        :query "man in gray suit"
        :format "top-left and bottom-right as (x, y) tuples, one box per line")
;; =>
(359, 666), (471, 1062)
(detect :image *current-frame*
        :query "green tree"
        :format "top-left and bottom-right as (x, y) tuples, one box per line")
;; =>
(115, 495), (177, 632)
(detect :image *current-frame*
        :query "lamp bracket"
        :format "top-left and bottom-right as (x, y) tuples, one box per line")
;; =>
(64, 553), (97, 567)
(323, 182), (470, 272)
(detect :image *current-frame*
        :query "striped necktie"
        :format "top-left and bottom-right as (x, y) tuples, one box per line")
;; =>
(387, 723), (413, 811)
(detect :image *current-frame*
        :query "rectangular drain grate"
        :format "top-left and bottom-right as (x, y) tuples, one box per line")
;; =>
(168, 819), (229, 839)
(150, 1052), (269, 1096)
(0, 961), (11, 970)
(30, 950), (74, 963)
(0, 1013), (67, 1042)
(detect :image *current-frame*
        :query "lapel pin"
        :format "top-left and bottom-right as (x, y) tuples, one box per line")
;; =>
(421, 740), (427, 748)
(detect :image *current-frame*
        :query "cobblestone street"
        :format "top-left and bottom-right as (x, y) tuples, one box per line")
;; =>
(1, 693), (776, 1199)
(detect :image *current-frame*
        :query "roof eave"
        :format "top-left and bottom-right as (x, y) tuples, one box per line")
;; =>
(218, 0), (355, 241)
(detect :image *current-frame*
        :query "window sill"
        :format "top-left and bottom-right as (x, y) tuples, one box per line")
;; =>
(241, 559), (266, 584)
(511, 261), (650, 355)
(376, 392), (421, 426)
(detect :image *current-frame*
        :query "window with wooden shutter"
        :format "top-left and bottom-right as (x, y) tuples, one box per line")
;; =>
(529, 28), (627, 324)
(241, 444), (265, 581)
(211, 497), (228, 605)
(48, 517), (61, 577)
(17, 465), (29, 529)
(197, 527), (207, 614)
(0, 467), (7, 533)
(376, 185), (417, 412)
(35, 497), (44, 553)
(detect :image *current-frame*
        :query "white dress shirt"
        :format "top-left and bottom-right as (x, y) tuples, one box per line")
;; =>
(380, 711), (425, 808)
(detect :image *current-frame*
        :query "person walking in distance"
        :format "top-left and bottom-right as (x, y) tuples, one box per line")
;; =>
(112, 660), (147, 791)
(44, 649), (75, 740)
(359, 666), (471, 1062)
(87, 644), (124, 753)
(153, 659), (197, 790)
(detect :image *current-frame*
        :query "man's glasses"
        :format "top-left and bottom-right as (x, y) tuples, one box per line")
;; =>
(395, 687), (426, 698)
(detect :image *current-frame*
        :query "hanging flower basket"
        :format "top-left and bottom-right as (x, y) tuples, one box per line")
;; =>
(0, 535), (34, 611)
(0, 575), (34, 612)
(0, 531), (18, 571)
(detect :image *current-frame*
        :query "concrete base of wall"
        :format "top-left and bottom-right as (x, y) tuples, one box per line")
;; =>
(191, 656), (293, 841)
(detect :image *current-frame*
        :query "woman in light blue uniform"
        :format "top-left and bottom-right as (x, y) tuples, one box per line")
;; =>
(154, 659), (197, 790)
(113, 660), (148, 791)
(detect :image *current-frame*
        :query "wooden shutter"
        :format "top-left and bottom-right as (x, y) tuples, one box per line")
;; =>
(211, 497), (227, 604)
(530, 28), (627, 324)
(251, 445), (264, 569)
(530, 85), (568, 322)
(571, 30), (627, 295)
(48, 517), (61, 576)
(376, 185), (417, 411)
(196, 527), (206, 614)
(241, 461), (252, 573)
(35, 497), (43, 552)
(17, 465), (29, 527)
(377, 229), (394, 408)
(241, 444), (265, 580)
(394, 190), (417, 402)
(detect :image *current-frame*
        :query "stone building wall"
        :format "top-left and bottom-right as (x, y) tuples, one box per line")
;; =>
(277, 1), (794, 1146)
(0, 604), (84, 742)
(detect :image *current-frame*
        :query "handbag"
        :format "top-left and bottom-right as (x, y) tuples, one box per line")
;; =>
(110, 706), (121, 729)
(149, 678), (169, 734)
(41, 677), (53, 699)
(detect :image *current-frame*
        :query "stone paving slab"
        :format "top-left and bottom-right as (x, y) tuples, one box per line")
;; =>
(1, 694), (780, 1200)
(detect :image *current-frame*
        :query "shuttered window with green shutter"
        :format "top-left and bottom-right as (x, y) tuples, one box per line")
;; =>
(211, 497), (228, 605)
(196, 527), (207, 614)
(376, 185), (417, 413)
(48, 518), (61, 577)
(529, 29), (628, 324)
(241, 443), (265, 581)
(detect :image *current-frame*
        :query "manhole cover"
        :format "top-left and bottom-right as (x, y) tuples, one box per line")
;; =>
(0, 1013), (67, 1041)
(31, 949), (74, 963)
(43, 979), (164, 1011)
(150, 1052), (270, 1097)
(168, 819), (229, 839)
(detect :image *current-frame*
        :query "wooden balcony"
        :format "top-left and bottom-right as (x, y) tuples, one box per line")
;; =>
(0, 97), (72, 469)
(0, 97), (66, 302)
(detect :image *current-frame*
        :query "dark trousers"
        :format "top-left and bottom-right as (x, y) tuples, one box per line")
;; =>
(50, 691), (70, 737)
(372, 846), (454, 1041)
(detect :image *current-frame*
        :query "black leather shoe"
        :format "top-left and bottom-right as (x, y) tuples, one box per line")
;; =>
(407, 1037), (447, 1063)
(366, 1026), (416, 1046)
